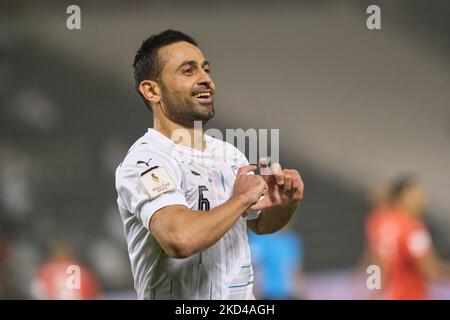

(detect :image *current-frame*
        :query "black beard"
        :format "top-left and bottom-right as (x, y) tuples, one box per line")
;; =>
(160, 89), (215, 128)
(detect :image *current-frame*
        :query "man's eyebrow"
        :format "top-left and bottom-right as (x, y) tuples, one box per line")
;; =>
(176, 60), (210, 71)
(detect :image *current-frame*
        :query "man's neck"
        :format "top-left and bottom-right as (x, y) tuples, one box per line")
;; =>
(153, 116), (206, 152)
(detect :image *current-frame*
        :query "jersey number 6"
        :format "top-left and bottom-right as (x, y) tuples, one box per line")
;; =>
(198, 185), (211, 211)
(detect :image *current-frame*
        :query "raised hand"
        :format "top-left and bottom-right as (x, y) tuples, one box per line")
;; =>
(249, 158), (304, 211)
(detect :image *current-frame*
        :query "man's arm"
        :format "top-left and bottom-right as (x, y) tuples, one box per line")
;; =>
(150, 165), (267, 258)
(247, 201), (300, 235)
(248, 162), (304, 234)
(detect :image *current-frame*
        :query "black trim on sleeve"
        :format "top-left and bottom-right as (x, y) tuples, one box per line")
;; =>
(140, 166), (159, 176)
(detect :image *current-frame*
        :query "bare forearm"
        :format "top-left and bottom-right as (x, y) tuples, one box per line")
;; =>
(252, 201), (300, 234)
(183, 195), (251, 252)
(151, 195), (252, 257)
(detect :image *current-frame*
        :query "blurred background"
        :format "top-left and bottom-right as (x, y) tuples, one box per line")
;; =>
(0, 0), (449, 299)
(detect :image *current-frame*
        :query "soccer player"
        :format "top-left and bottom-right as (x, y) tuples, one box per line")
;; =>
(366, 176), (450, 299)
(115, 30), (304, 300)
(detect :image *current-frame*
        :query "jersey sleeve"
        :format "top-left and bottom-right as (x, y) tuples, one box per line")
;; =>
(115, 148), (188, 231)
(405, 221), (432, 259)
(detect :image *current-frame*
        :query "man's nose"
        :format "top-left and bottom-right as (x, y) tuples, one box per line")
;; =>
(197, 70), (214, 88)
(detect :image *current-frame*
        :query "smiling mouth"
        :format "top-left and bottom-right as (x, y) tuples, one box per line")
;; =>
(192, 91), (213, 104)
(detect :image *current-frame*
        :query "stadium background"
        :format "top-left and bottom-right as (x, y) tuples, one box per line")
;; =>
(0, 0), (449, 299)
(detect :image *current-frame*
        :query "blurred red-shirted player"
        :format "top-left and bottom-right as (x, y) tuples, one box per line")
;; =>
(31, 244), (101, 300)
(366, 176), (450, 300)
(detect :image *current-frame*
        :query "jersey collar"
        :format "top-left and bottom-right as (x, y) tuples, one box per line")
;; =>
(146, 128), (216, 157)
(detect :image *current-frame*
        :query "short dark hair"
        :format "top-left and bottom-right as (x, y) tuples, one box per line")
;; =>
(133, 30), (198, 110)
(389, 175), (418, 202)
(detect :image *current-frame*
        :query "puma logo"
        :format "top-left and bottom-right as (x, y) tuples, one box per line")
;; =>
(137, 158), (152, 166)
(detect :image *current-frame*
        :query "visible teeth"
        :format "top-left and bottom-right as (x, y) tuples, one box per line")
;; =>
(194, 92), (211, 98)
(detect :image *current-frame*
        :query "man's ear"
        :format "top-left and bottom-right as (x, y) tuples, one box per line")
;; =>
(139, 80), (161, 105)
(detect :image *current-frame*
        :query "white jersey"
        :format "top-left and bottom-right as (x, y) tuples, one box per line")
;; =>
(115, 128), (259, 300)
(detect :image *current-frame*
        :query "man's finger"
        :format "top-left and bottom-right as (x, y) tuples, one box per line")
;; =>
(292, 174), (301, 191)
(283, 171), (293, 193)
(236, 165), (257, 176)
(288, 170), (304, 199)
(271, 162), (284, 185)
(259, 157), (272, 175)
